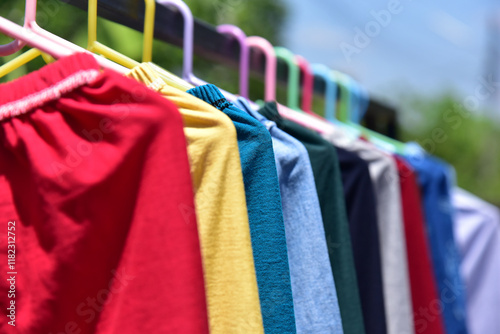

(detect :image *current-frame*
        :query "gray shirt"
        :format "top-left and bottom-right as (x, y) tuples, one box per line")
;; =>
(323, 130), (415, 334)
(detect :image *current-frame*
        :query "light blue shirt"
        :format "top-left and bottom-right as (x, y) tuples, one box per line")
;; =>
(235, 98), (344, 334)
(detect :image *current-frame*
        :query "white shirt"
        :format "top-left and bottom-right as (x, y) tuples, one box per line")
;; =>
(452, 188), (500, 334)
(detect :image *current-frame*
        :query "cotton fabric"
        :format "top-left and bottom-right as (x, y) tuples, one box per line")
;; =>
(395, 156), (446, 334)
(336, 146), (387, 334)
(405, 143), (468, 334)
(452, 188), (500, 334)
(0, 53), (209, 334)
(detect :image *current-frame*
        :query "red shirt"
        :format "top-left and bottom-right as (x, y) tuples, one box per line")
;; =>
(395, 155), (446, 334)
(0, 53), (209, 334)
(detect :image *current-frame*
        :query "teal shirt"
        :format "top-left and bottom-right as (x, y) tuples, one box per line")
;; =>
(188, 85), (296, 334)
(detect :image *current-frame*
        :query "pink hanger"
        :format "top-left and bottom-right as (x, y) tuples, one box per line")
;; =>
(0, 17), (73, 59)
(242, 37), (331, 132)
(294, 55), (316, 116)
(0, 3), (126, 73)
(246, 36), (276, 102)
(0, 0), (37, 56)
(216, 24), (249, 99)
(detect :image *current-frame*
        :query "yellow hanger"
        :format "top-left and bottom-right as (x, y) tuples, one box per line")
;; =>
(146, 62), (194, 91)
(89, 0), (192, 90)
(1, 49), (39, 78)
(0, 38), (55, 80)
(87, 0), (155, 67)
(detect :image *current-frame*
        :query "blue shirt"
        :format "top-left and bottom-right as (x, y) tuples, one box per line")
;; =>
(187, 85), (296, 334)
(235, 97), (344, 334)
(404, 143), (468, 334)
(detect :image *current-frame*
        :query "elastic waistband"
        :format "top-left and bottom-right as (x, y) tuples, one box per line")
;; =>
(0, 53), (101, 121)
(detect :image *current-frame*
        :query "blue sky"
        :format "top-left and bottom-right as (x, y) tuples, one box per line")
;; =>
(282, 0), (500, 117)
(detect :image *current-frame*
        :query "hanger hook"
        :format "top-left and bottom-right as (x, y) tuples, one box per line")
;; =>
(342, 76), (369, 124)
(311, 64), (337, 121)
(274, 46), (300, 110)
(88, 0), (154, 67)
(246, 36), (276, 102)
(156, 0), (207, 86)
(142, 0), (155, 62)
(334, 71), (362, 123)
(216, 24), (249, 98)
(0, 0), (38, 56)
(295, 55), (314, 114)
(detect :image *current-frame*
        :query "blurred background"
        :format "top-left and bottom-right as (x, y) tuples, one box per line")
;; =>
(1, 0), (499, 205)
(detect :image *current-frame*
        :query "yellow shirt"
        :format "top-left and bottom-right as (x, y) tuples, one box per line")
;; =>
(127, 64), (264, 334)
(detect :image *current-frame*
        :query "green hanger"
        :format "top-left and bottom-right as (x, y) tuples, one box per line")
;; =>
(274, 46), (301, 111)
(334, 71), (407, 154)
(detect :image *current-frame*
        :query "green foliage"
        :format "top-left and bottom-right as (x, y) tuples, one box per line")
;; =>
(399, 93), (500, 206)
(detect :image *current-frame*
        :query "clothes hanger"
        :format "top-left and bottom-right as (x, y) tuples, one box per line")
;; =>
(246, 36), (276, 102)
(25, 0), (125, 73)
(295, 55), (315, 116)
(156, 0), (238, 99)
(305, 64), (360, 139)
(0, 2), (127, 75)
(216, 24), (249, 99)
(0, 0), (36, 56)
(273, 46), (300, 111)
(155, 0), (205, 87)
(311, 64), (337, 122)
(90, 0), (193, 91)
(254, 45), (333, 133)
(0, 0), (56, 77)
(0, 17), (72, 58)
(334, 71), (406, 153)
(0, 48), (47, 78)
(87, 0), (155, 68)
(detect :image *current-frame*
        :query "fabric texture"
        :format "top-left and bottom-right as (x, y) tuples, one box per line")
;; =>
(404, 144), (468, 334)
(259, 101), (362, 334)
(452, 188), (500, 334)
(335, 146), (387, 334)
(0, 53), (209, 334)
(235, 98), (343, 334)
(395, 156), (446, 334)
(324, 130), (415, 334)
(127, 65), (264, 334)
(187, 85), (296, 334)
